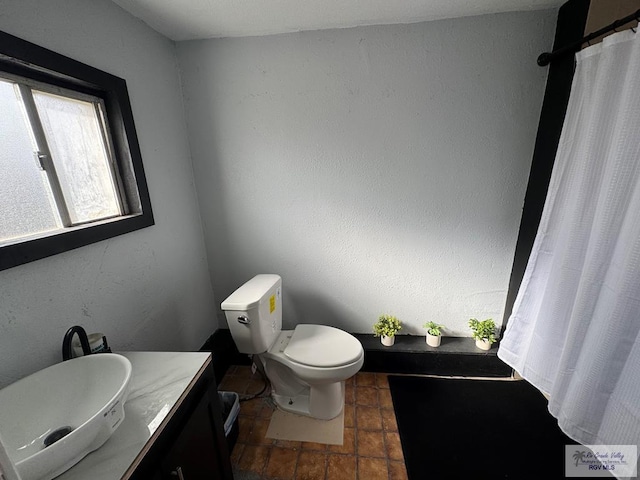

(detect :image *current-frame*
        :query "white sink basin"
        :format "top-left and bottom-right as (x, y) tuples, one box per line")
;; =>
(0, 354), (132, 480)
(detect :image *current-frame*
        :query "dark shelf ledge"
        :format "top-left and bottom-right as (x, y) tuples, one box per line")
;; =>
(354, 334), (512, 377)
(357, 334), (496, 354)
(204, 329), (513, 381)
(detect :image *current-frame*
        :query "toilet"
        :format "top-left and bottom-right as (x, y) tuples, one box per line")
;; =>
(221, 274), (364, 420)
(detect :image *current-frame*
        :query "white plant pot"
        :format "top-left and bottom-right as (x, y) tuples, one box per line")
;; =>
(381, 335), (395, 347)
(426, 333), (441, 347)
(475, 338), (492, 351)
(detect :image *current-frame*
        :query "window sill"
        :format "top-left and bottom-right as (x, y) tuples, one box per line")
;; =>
(0, 212), (153, 271)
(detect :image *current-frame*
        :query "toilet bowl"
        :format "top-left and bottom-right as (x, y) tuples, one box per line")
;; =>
(221, 274), (364, 420)
(262, 325), (364, 419)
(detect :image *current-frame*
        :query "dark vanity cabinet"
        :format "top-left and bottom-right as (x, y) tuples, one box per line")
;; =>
(131, 361), (233, 480)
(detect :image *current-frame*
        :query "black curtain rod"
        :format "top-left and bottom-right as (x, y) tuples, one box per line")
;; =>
(538, 8), (640, 66)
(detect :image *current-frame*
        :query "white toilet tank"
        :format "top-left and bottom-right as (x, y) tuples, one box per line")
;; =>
(221, 274), (282, 354)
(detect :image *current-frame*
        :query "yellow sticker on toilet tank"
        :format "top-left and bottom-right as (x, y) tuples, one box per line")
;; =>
(270, 295), (276, 313)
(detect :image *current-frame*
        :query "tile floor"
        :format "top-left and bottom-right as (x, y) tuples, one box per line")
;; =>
(217, 366), (408, 480)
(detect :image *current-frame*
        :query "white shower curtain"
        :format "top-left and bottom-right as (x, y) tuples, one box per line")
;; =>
(498, 29), (640, 457)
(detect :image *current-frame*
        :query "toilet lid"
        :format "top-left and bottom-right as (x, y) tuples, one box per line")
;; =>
(284, 324), (363, 368)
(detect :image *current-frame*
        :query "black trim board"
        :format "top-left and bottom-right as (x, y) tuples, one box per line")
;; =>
(501, 0), (591, 334)
(201, 328), (250, 383)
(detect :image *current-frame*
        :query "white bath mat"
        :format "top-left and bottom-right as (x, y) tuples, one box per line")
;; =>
(266, 408), (344, 445)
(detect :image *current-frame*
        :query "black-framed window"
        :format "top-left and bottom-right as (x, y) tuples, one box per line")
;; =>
(0, 30), (154, 271)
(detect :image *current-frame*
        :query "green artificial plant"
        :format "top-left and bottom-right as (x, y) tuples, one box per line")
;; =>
(468, 318), (497, 344)
(373, 314), (402, 338)
(424, 321), (444, 336)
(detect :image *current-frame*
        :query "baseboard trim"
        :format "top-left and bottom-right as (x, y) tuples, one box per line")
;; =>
(200, 328), (250, 382)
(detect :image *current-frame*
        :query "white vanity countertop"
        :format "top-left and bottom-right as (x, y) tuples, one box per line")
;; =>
(56, 351), (211, 480)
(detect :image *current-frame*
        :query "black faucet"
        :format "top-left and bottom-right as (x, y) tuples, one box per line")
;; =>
(62, 325), (92, 361)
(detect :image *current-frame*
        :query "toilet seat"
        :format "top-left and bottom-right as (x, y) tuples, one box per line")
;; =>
(262, 327), (364, 419)
(284, 324), (363, 368)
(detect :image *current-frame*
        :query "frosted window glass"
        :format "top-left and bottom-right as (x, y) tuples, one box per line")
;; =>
(0, 80), (60, 244)
(33, 91), (120, 224)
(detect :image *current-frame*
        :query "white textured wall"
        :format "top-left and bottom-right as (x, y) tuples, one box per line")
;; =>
(0, 0), (216, 388)
(177, 10), (555, 336)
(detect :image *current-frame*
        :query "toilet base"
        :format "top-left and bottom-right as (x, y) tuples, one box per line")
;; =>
(272, 381), (345, 420)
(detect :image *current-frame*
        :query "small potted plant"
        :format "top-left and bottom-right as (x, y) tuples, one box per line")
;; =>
(468, 318), (497, 350)
(423, 321), (444, 347)
(373, 314), (402, 346)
